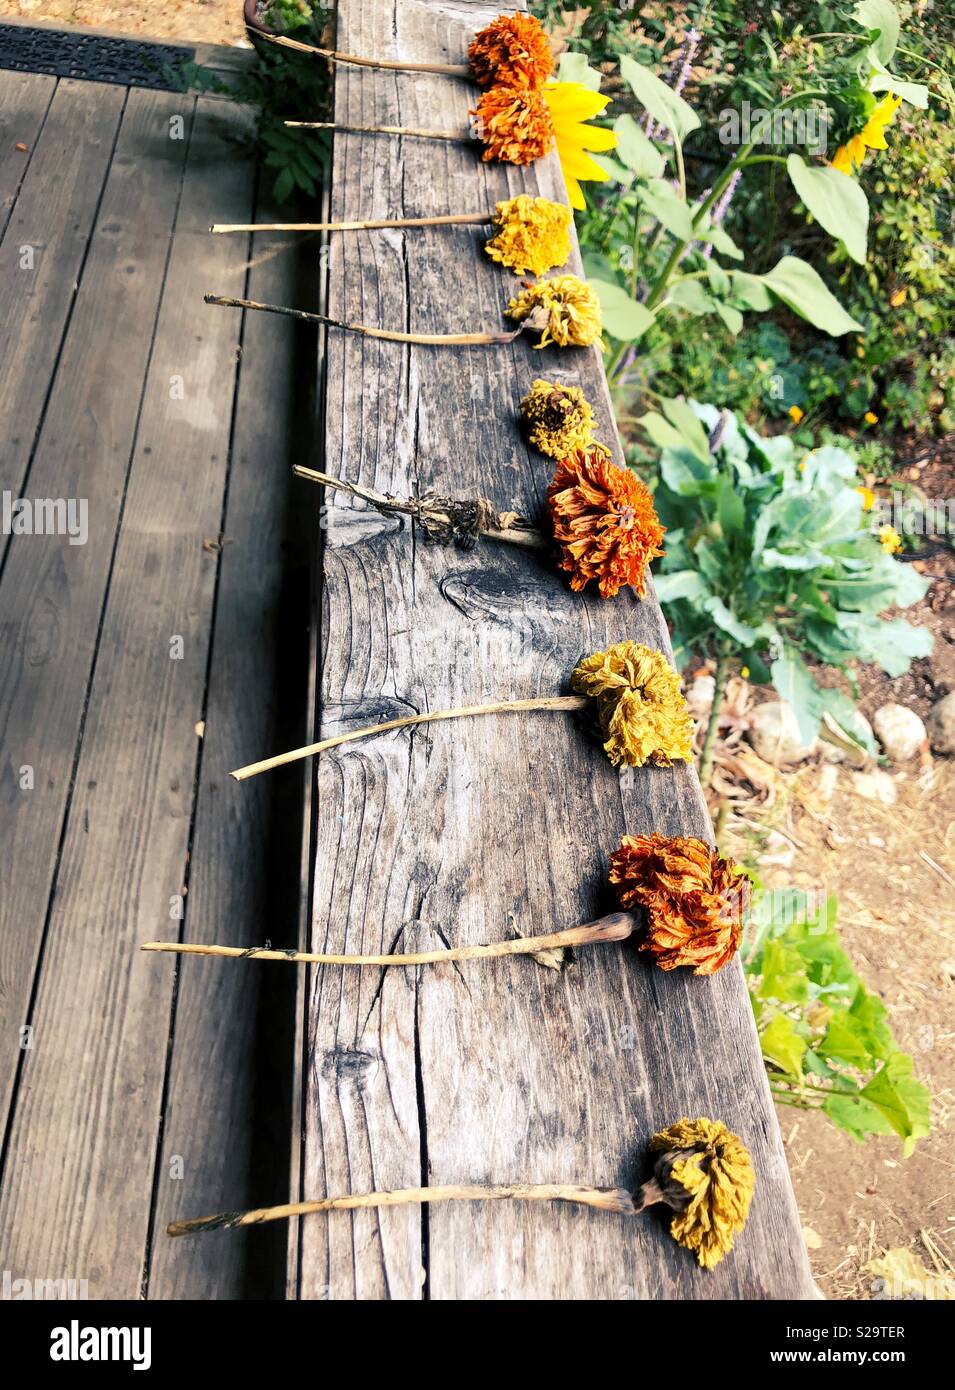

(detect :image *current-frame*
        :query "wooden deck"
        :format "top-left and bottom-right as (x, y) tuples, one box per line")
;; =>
(0, 49), (317, 1298)
(287, 0), (815, 1300)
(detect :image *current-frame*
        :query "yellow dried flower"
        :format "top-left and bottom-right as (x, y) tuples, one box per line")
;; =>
(519, 379), (595, 457)
(507, 274), (602, 348)
(485, 195), (572, 277)
(649, 1117), (755, 1270)
(570, 640), (695, 767)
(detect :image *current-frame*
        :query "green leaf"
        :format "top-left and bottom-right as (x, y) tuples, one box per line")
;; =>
(660, 397), (711, 460)
(668, 279), (716, 315)
(637, 179), (696, 240)
(587, 279), (655, 342)
(557, 50), (604, 91)
(702, 595), (758, 645)
(758, 940), (809, 1003)
(730, 271), (774, 312)
(771, 648), (825, 745)
(717, 477), (746, 536)
(853, 0), (900, 64)
(587, 152), (631, 183)
(652, 569), (709, 603)
(620, 52), (701, 142)
(786, 154), (869, 265)
(861, 1053), (931, 1152)
(272, 165), (295, 203)
(612, 114), (665, 179)
(819, 1013), (874, 1067)
(761, 256), (864, 336)
(715, 301), (744, 335)
(867, 65), (929, 109)
(760, 1013), (807, 1078)
(823, 1092), (896, 1142)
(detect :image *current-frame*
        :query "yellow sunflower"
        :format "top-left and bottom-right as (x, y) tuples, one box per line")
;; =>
(541, 81), (616, 211)
(831, 93), (903, 176)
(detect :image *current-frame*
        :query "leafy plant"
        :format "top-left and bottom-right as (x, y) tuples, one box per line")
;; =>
(745, 887), (931, 1154)
(648, 401), (931, 781)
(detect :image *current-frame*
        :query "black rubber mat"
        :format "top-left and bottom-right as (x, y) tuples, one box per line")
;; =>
(0, 23), (193, 90)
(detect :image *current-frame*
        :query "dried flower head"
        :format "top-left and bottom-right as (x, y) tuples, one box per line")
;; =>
(472, 85), (553, 165)
(547, 450), (664, 598)
(507, 274), (602, 348)
(570, 641), (694, 767)
(608, 834), (749, 975)
(467, 13), (554, 89)
(648, 1117), (755, 1269)
(485, 195), (572, 277)
(520, 379), (595, 460)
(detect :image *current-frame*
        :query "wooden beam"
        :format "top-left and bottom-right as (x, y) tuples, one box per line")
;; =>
(291, 0), (814, 1299)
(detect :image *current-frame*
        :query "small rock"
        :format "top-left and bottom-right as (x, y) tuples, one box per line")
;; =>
(873, 703), (927, 762)
(926, 691), (955, 755)
(748, 701), (818, 763)
(685, 673), (715, 719)
(851, 769), (898, 805)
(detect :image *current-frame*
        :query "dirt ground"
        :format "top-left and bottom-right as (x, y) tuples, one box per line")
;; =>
(0, 0), (246, 44)
(5, 0), (953, 1304)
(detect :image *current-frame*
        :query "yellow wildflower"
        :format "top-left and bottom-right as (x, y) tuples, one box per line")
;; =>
(570, 640), (695, 767)
(788, 405), (804, 424)
(864, 410), (879, 425)
(542, 81), (617, 211)
(831, 93), (903, 176)
(507, 274), (602, 348)
(649, 1118), (755, 1270)
(856, 485), (876, 511)
(740, 665), (750, 679)
(485, 195), (572, 277)
(890, 287), (907, 307)
(879, 524), (903, 553)
(519, 379), (595, 457)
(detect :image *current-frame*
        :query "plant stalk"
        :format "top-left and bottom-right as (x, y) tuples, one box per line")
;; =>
(142, 912), (636, 969)
(204, 295), (521, 347)
(169, 1178), (650, 1238)
(230, 694), (589, 781)
(252, 28), (472, 77)
(286, 119), (468, 141)
(211, 214), (493, 235)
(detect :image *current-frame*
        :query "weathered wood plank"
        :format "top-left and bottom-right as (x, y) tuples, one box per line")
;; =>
(295, 0), (813, 1299)
(0, 70), (55, 239)
(0, 78), (124, 527)
(0, 95), (256, 1299)
(0, 84), (193, 1149)
(147, 203), (318, 1301)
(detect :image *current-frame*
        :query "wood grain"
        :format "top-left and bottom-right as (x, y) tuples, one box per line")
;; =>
(293, 0), (814, 1299)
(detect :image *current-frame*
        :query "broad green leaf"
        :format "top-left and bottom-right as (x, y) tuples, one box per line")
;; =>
(587, 279), (655, 341)
(758, 940), (808, 1003)
(557, 50), (604, 91)
(699, 221), (744, 261)
(760, 1012), (807, 1078)
(620, 52), (701, 142)
(659, 447), (711, 497)
(587, 152), (631, 183)
(638, 410), (691, 454)
(660, 396), (711, 460)
(668, 279), (716, 315)
(761, 256), (864, 336)
(868, 65), (929, 109)
(818, 688), (878, 756)
(849, 987), (893, 1061)
(637, 179), (696, 240)
(771, 648), (825, 744)
(612, 113), (665, 179)
(861, 1053), (931, 1152)
(819, 1013), (874, 1067)
(702, 595), (758, 645)
(707, 261), (731, 297)
(716, 477), (746, 536)
(853, 0), (900, 64)
(652, 569), (708, 602)
(787, 154), (869, 265)
(823, 1092), (896, 1142)
(715, 301), (744, 335)
(729, 270), (774, 312)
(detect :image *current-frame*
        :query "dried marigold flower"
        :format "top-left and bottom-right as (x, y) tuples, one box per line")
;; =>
(570, 641), (694, 767)
(484, 195), (572, 277)
(468, 13), (555, 89)
(507, 274), (602, 348)
(472, 85), (553, 165)
(648, 1117), (755, 1269)
(520, 379), (595, 458)
(608, 833), (748, 975)
(547, 449), (664, 598)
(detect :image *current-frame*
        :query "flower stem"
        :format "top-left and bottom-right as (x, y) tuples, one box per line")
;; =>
(169, 1178), (647, 1238)
(210, 213), (494, 235)
(286, 119), (468, 141)
(141, 911), (636, 969)
(253, 28), (471, 78)
(204, 295), (521, 347)
(230, 695), (589, 781)
(698, 646), (731, 790)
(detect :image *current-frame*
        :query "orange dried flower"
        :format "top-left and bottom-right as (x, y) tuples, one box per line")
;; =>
(547, 449), (665, 599)
(608, 834), (749, 976)
(472, 84), (553, 165)
(468, 14), (554, 89)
